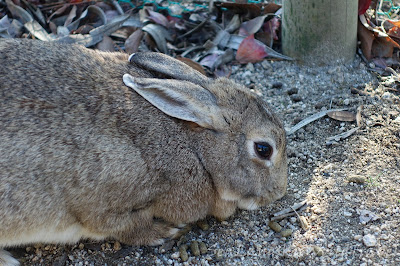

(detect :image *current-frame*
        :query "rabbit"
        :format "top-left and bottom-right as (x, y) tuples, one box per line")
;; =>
(0, 38), (287, 265)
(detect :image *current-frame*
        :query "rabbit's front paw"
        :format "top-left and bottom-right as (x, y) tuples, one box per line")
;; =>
(149, 226), (181, 246)
(116, 220), (181, 246)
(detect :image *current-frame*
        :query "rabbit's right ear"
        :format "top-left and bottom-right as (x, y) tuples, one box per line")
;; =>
(129, 53), (209, 87)
(123, 74), (226, 130)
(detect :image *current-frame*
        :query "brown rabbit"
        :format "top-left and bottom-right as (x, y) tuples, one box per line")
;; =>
(0, 38), (287, 265)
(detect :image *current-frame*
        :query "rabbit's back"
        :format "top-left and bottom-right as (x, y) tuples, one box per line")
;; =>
(0, 40), (168, 244)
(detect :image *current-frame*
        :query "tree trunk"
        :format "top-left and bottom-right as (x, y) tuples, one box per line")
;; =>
(282, 0), (358, 65)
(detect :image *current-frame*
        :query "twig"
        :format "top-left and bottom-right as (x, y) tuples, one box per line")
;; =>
(287, 108), (347, 135)
(270, 200), (307, 221)
(326, 127), (359, 145)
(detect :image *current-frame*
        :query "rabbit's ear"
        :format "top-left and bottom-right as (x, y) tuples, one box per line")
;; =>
(129, 53), (209, 87)
(123, 74), (225, 130)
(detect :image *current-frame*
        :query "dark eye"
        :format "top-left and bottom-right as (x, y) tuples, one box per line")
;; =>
(254, 142), (273, 160)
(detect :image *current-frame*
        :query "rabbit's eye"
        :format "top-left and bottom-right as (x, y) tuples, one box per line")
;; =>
(254, 142), (273, 160)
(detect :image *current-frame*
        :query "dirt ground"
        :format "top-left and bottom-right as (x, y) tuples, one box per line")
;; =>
(9, 55), (400, 265)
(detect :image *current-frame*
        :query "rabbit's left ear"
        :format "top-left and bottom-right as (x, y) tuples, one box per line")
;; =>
(123, 74), (226, 130)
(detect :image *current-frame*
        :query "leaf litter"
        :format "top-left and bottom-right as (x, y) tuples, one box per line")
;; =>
(1, 0), (292, 77)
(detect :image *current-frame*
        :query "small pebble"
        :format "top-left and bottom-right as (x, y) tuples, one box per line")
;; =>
(261, 60), (271, 69)
(313, 246), (324, 256)
(215, 249), (224, 261)
(343, 211), (352, 217)
(272, 81), (283, 89)
(246, 63), (254, 71)
(382, 91), (392, 100)
(312, 207), (324, 214)
(290, 95), (302, 102)
(380, 234), (389, 241)
(363, 234), (377, 247)
(171, 252), (180, 260)
(78, 243), (85, 250)
(287, 87), (298, 95)
(268, 221), (282, 232)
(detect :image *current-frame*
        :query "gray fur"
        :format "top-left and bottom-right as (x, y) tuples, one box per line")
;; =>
(0, 39), (287, 265)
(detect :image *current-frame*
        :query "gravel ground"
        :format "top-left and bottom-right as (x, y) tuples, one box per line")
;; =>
(9, 55), (400, 265)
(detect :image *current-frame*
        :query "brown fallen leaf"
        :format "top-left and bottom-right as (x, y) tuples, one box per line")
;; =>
(239, 15), (269, 36)
(218, 2), (262, 18)
(358, 15), (400, 60)
(372, 33), (400, 58)
(358, 18), (374, 60)
(327, 110), (356, 122)
(146, 9), (169, 28)
(176, 56), (207, 76)
(262, 3), (281, 15)
(95, 35), (115, 51)
(125, 29), (144, 54)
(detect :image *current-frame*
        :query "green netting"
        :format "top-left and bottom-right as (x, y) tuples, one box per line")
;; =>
(377, 0), (400, 19)
(117, 0), (208, 17)
(117, 0), (270, 17)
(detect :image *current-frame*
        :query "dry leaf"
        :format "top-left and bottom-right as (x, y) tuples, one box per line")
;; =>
(64, 5), (77, 27)
(214, 65), (231, 78)
(239, 15), (268, 36)
(142, 23), (171, 53)
(176, 56), (207, 76)
(236, 34), (268, 63)
(125, 29), (144, 54)
(262, 3), (281, 14)
(327, 110), (356, 122)
(263, 17), (280, 41)
(96, 35), (115, 51)
(372, 34), (400, 58)
(236, 34), (291, 63)
(358, 19), (374, 60)
(199, 53), (219, 69)
(47, 4), (70, 23)
(358, 16), (400, 59)
(218, 3), (262, 18)
(147, 9), (169, 28)
(5, 0), (32, 24)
